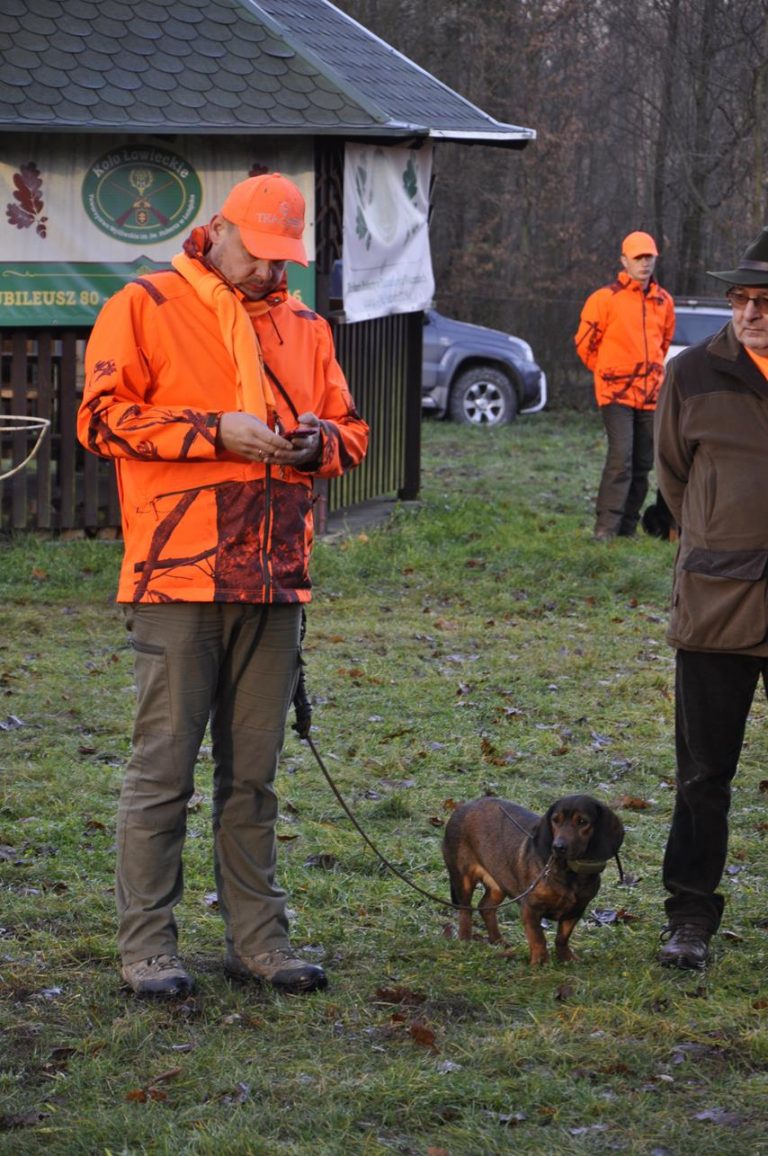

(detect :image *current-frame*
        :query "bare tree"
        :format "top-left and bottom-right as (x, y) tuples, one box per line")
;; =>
(335, 0), (768, 404)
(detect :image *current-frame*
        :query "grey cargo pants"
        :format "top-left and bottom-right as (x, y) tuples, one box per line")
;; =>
(117, 602), (302, 965)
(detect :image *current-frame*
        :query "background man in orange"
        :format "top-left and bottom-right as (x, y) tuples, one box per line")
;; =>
(78, 173), (368, 997)
(574, 231), (675, 540)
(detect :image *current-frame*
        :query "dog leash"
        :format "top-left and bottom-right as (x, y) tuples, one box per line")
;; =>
(299, 729), (550, 911)
(292, 642), (621, 909)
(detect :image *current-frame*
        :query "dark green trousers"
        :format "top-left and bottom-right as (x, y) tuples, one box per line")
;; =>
(596, 403), (655, 536)
(117, 602), (302, 965)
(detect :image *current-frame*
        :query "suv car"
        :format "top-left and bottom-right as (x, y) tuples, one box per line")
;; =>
(421, 308), (547, 426)
(328, 262), (546, 427)
(666, 298), (730, 363)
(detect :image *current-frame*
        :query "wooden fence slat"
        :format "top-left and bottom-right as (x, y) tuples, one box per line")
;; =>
(10, 332), (29, 527)
(57, 332), (78, 529)
(36, 334), (54, 528)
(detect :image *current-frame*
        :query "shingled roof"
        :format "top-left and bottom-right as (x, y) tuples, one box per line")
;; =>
(0, 0), (534, 147)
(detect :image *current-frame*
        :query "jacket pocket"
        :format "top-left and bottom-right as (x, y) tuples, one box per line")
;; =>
(670, 548), (768, 650)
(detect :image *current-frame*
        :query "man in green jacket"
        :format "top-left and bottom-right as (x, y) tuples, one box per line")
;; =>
(655, 226), (768, 969)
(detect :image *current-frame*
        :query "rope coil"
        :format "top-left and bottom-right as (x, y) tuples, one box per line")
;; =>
(0, 415), (51, 481)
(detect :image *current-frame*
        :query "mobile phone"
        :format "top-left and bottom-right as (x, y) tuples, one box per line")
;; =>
(286, 426), (314, 441)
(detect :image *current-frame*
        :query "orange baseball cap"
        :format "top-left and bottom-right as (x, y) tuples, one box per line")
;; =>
(220, 173), (308, 266)
(622, 231), (658, 258)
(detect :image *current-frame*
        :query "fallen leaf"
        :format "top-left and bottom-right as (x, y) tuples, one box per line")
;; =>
(218, 1081), (251, 1104)
(615, 795), (652, 811)
(591, 907), (641, 925)
(693, 1107), (744, 1126)
(0, 1110), (50, 1130)
(375, 986), (426, 1006)
(126, 1088), (159, 1102)
(409, 1021), (438, 1050)
(149, 1067), (182, 1086)
(0, 715), (25, 731)
(304, 853), (338, 869)
(36, 986), (63, 1001)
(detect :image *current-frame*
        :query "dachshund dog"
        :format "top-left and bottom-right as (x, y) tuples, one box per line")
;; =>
(442, 794), (625, 965)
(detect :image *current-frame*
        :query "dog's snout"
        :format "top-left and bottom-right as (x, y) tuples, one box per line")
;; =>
(552, 837), (569, 855)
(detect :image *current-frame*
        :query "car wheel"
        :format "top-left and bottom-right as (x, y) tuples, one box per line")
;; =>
(448, 367), (518, 426)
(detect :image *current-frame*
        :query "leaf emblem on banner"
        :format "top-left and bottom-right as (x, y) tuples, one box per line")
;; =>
(6, 161), (48, 238)
(403, 157), (418, 202)
(354, 163), (372, 249)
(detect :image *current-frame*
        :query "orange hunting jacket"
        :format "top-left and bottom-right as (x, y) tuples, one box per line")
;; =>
(78, 232), (368, 605)
(574, 272), (675, 409)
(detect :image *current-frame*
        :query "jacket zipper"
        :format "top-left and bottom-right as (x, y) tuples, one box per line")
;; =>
(641, 291), (650, 400)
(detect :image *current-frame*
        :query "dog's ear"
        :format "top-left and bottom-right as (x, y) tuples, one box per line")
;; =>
(531, 805), (555, 860)
(587, 804), (625, 859)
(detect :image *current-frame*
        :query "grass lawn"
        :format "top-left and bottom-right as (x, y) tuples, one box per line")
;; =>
(1, 411), (767, 1155)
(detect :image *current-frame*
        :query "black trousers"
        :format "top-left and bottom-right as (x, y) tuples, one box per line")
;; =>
(663, 648), (768, 932)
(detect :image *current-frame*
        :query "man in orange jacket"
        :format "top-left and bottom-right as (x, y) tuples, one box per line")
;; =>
(79, 173), (368, 997)
(574, 231), (675, 540)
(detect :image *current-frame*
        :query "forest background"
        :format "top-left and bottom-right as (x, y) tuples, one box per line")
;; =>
(335, 0), (768, 406)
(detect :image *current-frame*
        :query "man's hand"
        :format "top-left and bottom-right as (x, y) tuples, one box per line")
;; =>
(278, 412), (323, 467)
(217, 411), (322, 468)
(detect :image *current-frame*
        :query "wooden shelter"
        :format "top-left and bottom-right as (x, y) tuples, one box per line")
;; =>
(0, 0), (534, 534)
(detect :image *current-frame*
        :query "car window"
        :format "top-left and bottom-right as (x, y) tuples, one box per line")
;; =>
(673, 312), (728, 346)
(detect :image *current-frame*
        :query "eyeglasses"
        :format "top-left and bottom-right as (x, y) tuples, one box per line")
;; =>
(726, 288), (768, 314)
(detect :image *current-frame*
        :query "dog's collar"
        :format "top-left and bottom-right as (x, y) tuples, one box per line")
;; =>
(566, 858), (608, 874)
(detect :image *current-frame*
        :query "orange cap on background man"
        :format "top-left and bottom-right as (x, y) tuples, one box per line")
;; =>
(221, 172), (308, 267)
(622, 231), (659, 258)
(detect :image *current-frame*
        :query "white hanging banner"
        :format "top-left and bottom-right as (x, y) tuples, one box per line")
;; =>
(343, 143), (434, 322)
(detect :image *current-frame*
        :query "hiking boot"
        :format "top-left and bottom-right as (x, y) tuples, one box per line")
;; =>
(658, 924), (712, 970)
(225, 946), (327, 993)
(593, 528), (616, 542)
(121, 953), (194, 997)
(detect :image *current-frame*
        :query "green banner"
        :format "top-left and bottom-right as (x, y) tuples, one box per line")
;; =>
(0, 259), (316, 327)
